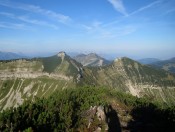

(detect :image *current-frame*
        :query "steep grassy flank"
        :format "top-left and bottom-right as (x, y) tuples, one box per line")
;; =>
(41, 55), (62, 73)
(120, 57), (175, 86)
(59, 55), (82, 76)
(0, 77), (75, 111)
(41, 54), (82, 77)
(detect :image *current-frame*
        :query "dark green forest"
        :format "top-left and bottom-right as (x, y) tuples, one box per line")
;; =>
(0, 87), (175, 132)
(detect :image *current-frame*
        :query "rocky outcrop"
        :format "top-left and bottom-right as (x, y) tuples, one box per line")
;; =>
(0, 72), (72, 80)
(96, 106), (106, 122)
(80, 105), (129, 131)
(81, 106), (109, 131)
(57, 51), (66, 62)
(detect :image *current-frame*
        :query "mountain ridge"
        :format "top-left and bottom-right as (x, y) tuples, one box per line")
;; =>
(0, 52), (175, 111)
(81, 56), (175, 104)
(0, 51), (84, 110)
(73, 53), (111, 67)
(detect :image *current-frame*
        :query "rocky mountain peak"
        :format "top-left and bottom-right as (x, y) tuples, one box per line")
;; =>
(114, 57), (122, 62)
(74, 53), (111, 67)
(57, 51), (66, 61)
(57, 51), (66, 57)
(88, 53), (99, 58)
(76, 54), (86, 58)
(113, 57), (130, 64)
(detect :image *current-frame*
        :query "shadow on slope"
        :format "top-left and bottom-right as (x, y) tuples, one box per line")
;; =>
(105, 105), (121, 132)
(128, 104), (175, 132)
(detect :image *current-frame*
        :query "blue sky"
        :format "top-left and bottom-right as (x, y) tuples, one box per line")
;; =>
(0, 0), (175, 59)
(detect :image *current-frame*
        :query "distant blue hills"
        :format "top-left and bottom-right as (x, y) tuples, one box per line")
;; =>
(0, 51), (28, 60)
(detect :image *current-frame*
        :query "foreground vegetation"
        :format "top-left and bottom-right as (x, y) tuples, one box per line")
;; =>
(0, 87), (175, 131)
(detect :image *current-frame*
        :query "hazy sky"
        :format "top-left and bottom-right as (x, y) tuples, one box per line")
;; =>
(0, 0), (175, 59)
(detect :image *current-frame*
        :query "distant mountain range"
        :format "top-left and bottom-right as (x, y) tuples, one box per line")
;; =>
(0, 51), (27, 60)
(137, 58), (161, 64)
(73, 53), (111, 66)
(149, 57), (175, 74)
(137, 57), (175, 74)
(1, 51), (175, 74)
(0, 51), (175, 111)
